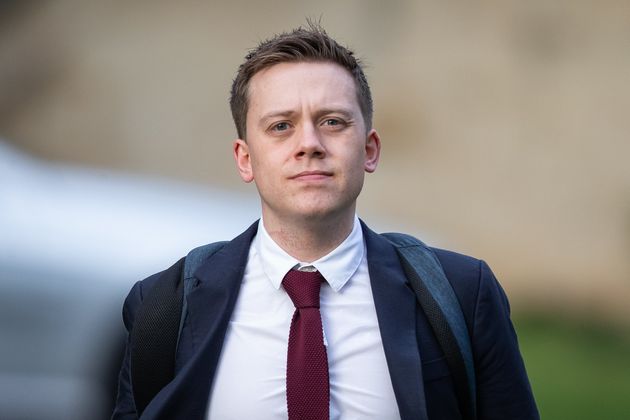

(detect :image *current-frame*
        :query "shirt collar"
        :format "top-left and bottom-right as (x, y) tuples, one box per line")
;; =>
(255, 216), (365, 292)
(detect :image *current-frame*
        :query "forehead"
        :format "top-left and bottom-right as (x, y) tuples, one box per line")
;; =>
(246, 61), (360, 116)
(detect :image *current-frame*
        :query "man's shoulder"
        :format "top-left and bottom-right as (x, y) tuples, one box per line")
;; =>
(428, 245), (507, 333)
(430, 246), (483, 278)
(365, 223), (482, 277)
(122, 261), (182, 324)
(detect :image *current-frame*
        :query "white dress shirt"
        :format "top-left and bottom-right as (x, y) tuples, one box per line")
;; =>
(206, 216), (401, 419)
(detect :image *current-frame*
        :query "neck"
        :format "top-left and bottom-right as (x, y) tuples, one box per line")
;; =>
(262, 211), (356, 262)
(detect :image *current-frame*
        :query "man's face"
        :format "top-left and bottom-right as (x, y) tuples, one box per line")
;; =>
(233, 61), (380, 226)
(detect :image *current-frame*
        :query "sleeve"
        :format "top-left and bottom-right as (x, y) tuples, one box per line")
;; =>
(111, 281), (143, 420)
(472, 260), (540, 420)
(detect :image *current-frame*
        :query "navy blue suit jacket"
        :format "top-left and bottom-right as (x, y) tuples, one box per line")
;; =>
(113, 221), (539, 419)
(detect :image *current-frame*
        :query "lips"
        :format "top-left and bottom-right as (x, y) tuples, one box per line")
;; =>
(290, 170), (333, 180)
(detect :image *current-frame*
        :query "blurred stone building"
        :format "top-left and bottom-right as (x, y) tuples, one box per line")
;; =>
(1, 0), (629, 323)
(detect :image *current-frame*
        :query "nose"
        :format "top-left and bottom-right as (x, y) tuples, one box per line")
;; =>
(294, 122), (326, 159)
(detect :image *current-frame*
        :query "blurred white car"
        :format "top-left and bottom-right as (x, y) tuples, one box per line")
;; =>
(0, 141), (260, 419)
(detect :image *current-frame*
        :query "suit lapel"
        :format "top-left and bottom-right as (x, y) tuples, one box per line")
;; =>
(140, 222), (258, 420)
(363, 222), (429, 420)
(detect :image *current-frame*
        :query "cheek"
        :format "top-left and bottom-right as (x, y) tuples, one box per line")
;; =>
(248, 149), (270, 174)
(250, 156), (281, 189)
(343, 149), (368, 175)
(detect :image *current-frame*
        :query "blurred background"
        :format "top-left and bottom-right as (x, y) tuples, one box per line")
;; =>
(1, 1), (629, 419)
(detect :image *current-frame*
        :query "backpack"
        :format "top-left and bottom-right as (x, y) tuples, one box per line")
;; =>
(129, 233), (476, 419)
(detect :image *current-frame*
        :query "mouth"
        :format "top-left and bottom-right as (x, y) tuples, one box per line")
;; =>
(290, 170), (333, 181)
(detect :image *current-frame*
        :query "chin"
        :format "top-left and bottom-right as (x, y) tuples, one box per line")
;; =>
(294, 204), (352, 223)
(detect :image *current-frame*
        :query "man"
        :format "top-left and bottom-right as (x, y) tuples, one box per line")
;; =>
(112, 23), (539, 419)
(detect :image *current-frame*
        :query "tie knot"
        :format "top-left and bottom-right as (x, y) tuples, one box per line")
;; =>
(282, 269), (324, 309)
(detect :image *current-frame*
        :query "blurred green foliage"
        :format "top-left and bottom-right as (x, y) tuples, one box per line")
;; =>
(514, 315), (630, 420)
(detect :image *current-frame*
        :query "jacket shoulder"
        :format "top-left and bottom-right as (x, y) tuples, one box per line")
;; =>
(121, 263), (178, 331)
(429, 247), (487, 333)
(431, 247), (483, 289)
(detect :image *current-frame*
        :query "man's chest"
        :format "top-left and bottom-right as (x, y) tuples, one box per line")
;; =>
(205, 262), (401, 419)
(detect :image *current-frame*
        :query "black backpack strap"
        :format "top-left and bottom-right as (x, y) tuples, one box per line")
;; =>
(382, 232), (477, 420)
(130, 241), (227, 416)
(130, 257), (185, 416)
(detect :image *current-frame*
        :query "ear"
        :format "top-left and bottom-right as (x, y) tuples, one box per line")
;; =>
(234, 139), (254, 183)
(364, 129), (381, 173)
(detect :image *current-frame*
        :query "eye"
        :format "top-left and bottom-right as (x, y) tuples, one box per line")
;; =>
(323, 118), (341, 126)
(271, 122), (290, 132)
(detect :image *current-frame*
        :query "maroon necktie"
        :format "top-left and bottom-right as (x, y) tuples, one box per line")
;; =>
(282, 269), (330, 420)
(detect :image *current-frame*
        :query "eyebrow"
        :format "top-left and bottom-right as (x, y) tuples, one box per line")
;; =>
(315, 108), (355, 120)
(259, 110), (297, 125)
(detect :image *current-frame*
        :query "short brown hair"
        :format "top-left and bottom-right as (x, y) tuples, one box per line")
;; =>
(229, 22), (373, 139)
